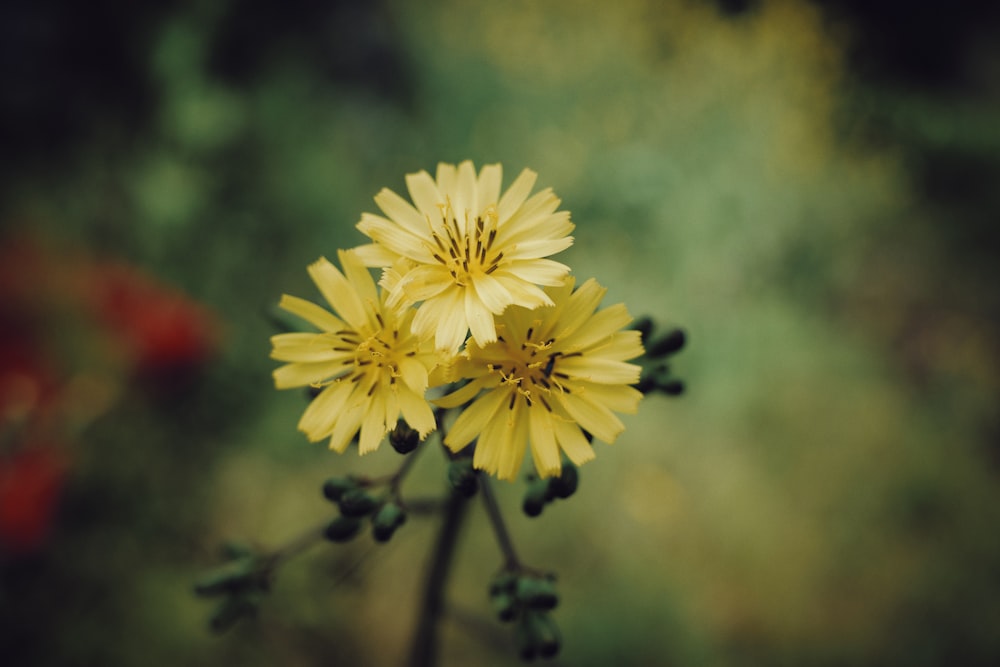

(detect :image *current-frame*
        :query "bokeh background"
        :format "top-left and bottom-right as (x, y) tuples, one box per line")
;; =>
(2, 0), (1000, 665)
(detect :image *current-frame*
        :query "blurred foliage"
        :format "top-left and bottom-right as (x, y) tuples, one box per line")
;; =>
(2, 0), (1000, 665)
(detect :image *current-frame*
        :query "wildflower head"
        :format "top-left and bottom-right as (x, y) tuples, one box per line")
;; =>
(437, 277), (644, 480)
(271, 250), (439, 454)
(355, 161), (575, 352)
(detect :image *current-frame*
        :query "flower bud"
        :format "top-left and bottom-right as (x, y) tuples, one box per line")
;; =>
(660, 379), (685, 395)
(194, 559), (256, 597)
(548, 463), (578, 500)
(522, 478), (550, 517)
(515, 576), (559, 611)
(447, 458), (478, 497)
(324, 515), (362, 542)
(631, 316), (654, 343)
(338, 488), (378, 517)
(322, 476), (359, 502)
(491, 591), (518, 622)
(648, 328), (686, 358)
(371, 502), (407, 542)
(219, 541), (255, 560)
(516, 611), (561, 660)
(389, 420), (420, 454)
(489, 571), (518, 596)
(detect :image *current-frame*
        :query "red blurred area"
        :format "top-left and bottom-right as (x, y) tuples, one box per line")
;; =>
(0, 446), (68, 555)
(0, 232), (222, 555)
(87, 262), (220, 379)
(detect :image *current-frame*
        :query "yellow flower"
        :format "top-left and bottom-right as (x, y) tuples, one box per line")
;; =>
(354, 161), (574, 352)
(436, 278), (644, 480)
(271, 250), (439, 454)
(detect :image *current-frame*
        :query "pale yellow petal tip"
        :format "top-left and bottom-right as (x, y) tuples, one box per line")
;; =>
(535, 463), (563, 480)
(328, 436), (352, 453)
(307, 256), (332, 271)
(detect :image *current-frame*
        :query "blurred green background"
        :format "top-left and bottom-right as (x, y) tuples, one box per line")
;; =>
(2, 0), (1000, 665)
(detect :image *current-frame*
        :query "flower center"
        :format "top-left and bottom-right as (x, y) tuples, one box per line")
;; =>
(331, 320), (413, 392)
(428, 201), (504, 286)
(486, 326), (576, 411)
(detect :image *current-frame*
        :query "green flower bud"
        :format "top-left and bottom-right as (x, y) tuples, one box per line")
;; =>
(660, 379), (685, 395)
(209, 595), (257, 634)
(338, 488), (378, 517)
(324, 515), (362, 542)
(631, 316), (654, 343)
(522, 477), (550, 517)
(489, 571), (518, 597)
(515, 576), (559, 611)
(447, 458), (478, 497)
(648, 328), (686, 358)
(389, 419), (420, 454)
(323, 476), (359, 502)
(371, 502), (407, 542)
(220, 541), (255, 560)
(516, 611), (561, 660)
(194, 559), (257, 597)
(548, 463), (578, 500)
(491, 592), (518, 622)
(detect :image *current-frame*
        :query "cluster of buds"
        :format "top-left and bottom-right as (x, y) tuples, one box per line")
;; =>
(321, 476), (407, 544)
(522, 460), (579, 517)
(489, 570), (561, 660)
(193, 543), (269, 633)
(632, 317), (687, 395)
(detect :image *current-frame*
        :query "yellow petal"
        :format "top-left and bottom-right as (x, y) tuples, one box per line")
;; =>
(273, 361), (346, 389)
(359, 388), (387, 454)
(557, 391), (625, 444)
(357, 213), (432, 263)
(278, 294), (346, 332)
(476, 163), (502, 212)
(528, 408), (562, 478)
(337, 249), (378, 309)
(352, 242), (398, 267)
(307, 257), (369, 331)
(445, 385), (509, 450)
(502, 258), (571, 287)
(375, 187), (426, 235)
(434, 376), (491, 409)
(558, 357), (641, 385)
(298, 380), (354, 441)
(466, 288), (498, 346)
(471, 273), (514, 314)
(327, 393), (366, 452)
(497, 168), (537, 222)
(559, 303), (632, 352)
(398, 386), (436, 437)
(406, 170), (443, 218)
(552, 418), (595, 466)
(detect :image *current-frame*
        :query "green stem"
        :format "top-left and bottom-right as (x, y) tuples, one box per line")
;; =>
(266, 521), (327, 570)
(478, 473), (522, 571)
(407, 488), (470, 667)
(390, 440), (425, 499)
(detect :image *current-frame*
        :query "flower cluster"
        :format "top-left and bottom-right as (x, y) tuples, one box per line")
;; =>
(271, 161), (644, 480)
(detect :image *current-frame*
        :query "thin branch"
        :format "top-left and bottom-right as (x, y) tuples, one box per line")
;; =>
(478, 472), (522, 571)
(407, 489), (470, 667)
(264, 520), (328, 570)
(389, 440), (425, 498)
